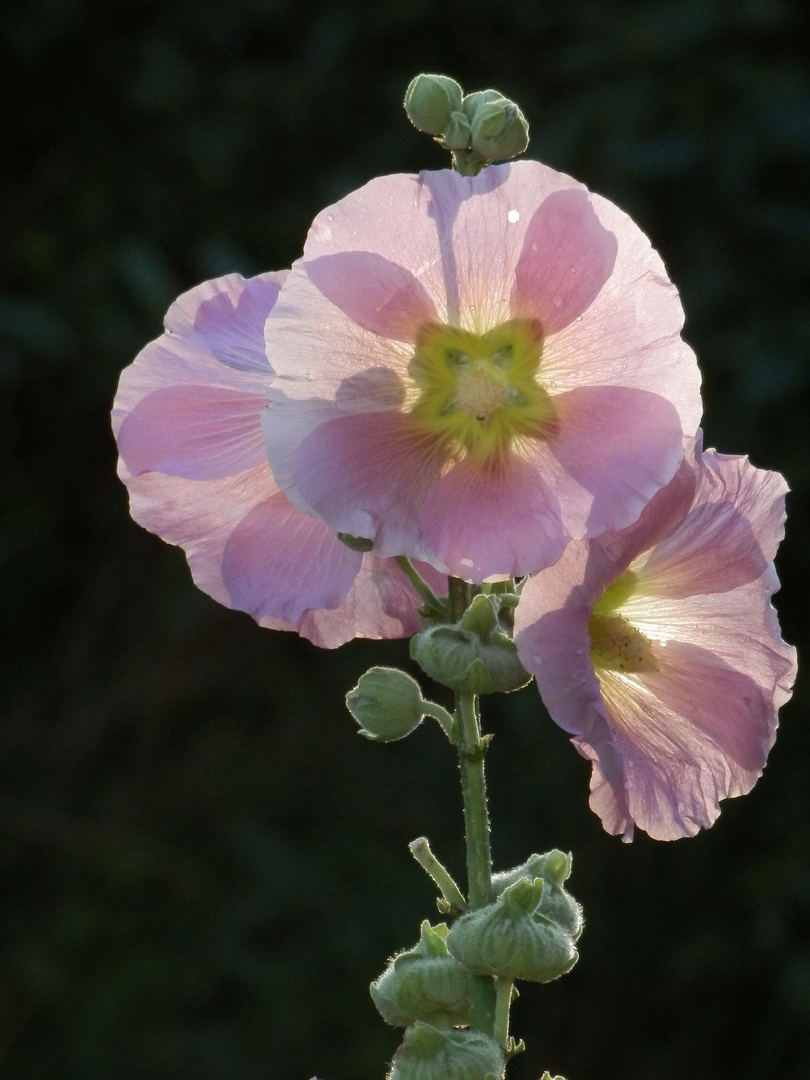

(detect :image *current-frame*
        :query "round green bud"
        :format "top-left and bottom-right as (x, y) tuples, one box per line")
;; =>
(492, 851), (583, 940)
(371, 921), (472, 1029)
(404, 74), (464, 136)
(346, 667), (426, 742)
(470, 100), (530, 162)
(388, 1021), (505, 1080)
(447, 881), (578, 983)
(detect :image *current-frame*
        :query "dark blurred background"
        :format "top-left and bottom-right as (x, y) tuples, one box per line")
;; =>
(2, 0), (809, 1077)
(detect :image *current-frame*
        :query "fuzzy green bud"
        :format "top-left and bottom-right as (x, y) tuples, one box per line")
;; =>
(492, 851), (583, 940)
(447, 879), (578, 983)
(371, 921), (473, 1029)
(470, 100), (529, 161)
(405, 74), (464, 136)
(410, 596), (531, 695)
(388, 1021), (505, 1080)
(346, 667), (426, 742)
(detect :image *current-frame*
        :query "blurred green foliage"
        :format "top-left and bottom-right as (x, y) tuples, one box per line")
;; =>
(2, 0), (809, 1077)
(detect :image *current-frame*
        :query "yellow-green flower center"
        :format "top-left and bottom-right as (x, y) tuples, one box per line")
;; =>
(588, 571), (658, 674)
(407, 320), (555, 465)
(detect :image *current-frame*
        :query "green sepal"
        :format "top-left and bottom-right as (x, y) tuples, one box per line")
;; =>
(337, 531), (374, 551)
(388, 1021), (505, 1080)
(492, 851), (583, 940)
(371, 921), (473, 1029)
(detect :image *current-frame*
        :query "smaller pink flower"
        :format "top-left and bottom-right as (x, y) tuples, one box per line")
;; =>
(513, 434), (797, 841)
(112, 272), (443, 649)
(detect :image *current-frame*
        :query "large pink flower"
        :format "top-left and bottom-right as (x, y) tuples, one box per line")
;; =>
(513, 434), (796, 841)
(262, 161), (702, 581)
(112, 272), (444, 649)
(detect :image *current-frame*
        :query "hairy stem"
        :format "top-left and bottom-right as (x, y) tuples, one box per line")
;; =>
(456, 686), (496, 1035)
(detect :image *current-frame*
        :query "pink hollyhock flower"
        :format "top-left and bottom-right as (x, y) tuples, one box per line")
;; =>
(513, 434), (797, 841)
(112, 272), (444, 649)
(262, 160), (702, 581)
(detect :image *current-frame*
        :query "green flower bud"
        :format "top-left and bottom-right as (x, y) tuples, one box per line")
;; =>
(470, 100), (529, 162)
(441, 110), (472, 151)
(492, 851), (583, 940)
(388, 1021), (505, 1080)
(410, 597), (531, 695)
(447, 880), (578, 983)
(371, 921), (473, 1029)
(404, 74), (464, 136)
(346, 667), (426, 742)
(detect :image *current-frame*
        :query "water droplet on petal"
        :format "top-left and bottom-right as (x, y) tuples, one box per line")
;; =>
(569, 265), (578, 274)
(507, 209), (520, 223)
(326, 213), (334, 222)
(575, 315), (582, 323)
(552, 295), (563, 308)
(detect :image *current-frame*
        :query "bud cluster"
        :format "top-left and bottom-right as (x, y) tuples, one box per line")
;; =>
(404, 74), (530, 173)
(374, 853), (581, 1080)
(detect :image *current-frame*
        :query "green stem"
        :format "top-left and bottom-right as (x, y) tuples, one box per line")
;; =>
(408, 837), (468, 912)
(456, 691), (492, 908)
(394, 556), (444, 614)
(455, 687), (496, 1035)
(448, 575), (472, 621)
(421, 700), (456, 741)
(493, 977), (514, 1048)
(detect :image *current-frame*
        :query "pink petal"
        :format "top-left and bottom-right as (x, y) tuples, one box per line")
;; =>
(120, 461), (285, 616)
(288, 409), (445, 566)
(303, 252), (438, 341)
(420, 455), (566, 580)
(113, 274), (282, 442)
(548, 385), (684, 537)
(118, 385), (267, 479)
(633, 448), (789, 598)
(166, 271), (286, 374)
(537, 192), (702, 437)
(297, 556), (447, 647)
(593, 639), (776, 840)
(511, 188), (618, 335)
(221, 493), (362, 623)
